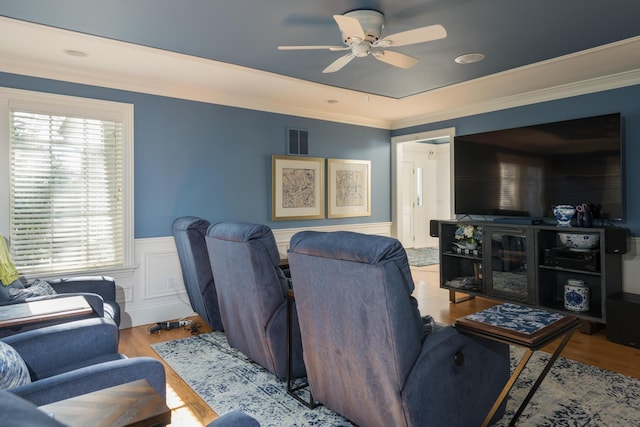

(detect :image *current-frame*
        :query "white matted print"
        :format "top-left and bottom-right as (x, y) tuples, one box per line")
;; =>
(328, 159), (371, 218)
(272, 155), (325, 220)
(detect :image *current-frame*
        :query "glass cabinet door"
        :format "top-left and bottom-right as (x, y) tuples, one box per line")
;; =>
(484, 227), (535, 304)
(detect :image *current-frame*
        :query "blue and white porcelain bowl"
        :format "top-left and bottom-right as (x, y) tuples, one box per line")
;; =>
(558, 232), (600, 251)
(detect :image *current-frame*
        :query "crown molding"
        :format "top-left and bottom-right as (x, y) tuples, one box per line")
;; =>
(1, 17), (639, 131)
(391, 69), (640, 130)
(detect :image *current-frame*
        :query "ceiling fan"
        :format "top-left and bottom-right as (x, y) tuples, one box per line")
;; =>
(278, 9), (447, 73)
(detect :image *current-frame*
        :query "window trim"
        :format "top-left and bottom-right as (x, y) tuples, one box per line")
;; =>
(0, 87), (135, 280)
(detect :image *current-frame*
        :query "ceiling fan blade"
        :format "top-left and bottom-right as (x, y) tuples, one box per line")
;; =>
(333, 15), (366, 41)
(373, 50), (419, 69)
(375, 24), (447, 47)
(278, 45), (345, 51)
(323, 53), (355, 73)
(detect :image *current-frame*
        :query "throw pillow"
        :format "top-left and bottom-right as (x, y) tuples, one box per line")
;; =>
(0, 341), (31, 390)
(26, 279), (57, 296)
(8, 279), (57, 301)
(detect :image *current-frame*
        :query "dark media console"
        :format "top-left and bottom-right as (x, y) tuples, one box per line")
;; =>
(438, 220), (628, 335)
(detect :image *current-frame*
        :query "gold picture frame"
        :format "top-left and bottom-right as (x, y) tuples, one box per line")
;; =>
(327, 158), (371, 218)
(271, 155), (325, 221)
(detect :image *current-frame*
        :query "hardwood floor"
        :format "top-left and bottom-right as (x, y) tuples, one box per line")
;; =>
(119, 263), (640, 426)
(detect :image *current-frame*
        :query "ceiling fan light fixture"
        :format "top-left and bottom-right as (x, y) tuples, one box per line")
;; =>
(455, 53), (485, 64)
(279, 9), (447, 73)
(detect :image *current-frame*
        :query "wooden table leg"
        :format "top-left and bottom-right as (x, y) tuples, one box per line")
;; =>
(482, 327), (577, 427)
(508, 328), (576, 426)
(482, 349), (534, 427)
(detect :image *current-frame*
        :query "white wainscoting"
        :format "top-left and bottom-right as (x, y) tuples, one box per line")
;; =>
(120, 222), (392, 328)
(119, 227), (639, 328)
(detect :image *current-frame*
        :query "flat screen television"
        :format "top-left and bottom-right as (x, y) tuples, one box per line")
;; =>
(454, 113), (623, 221)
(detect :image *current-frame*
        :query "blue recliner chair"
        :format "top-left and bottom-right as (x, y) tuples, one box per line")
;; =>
(172, 216), (224, 330)
(205, 222), (305, 380)
(288, 231), (510, 427)
(0, 318), (166, 406)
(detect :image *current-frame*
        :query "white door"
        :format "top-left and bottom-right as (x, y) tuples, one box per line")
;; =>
(405, 145), (429, 247)
(401, 160), (415, 247)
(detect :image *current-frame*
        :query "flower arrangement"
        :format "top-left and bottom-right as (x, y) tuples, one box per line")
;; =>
(454, 224), (482, 249)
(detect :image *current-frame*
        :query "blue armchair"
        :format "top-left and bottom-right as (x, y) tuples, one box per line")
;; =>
(288, 231), (510, 427)
(172, 216), (224, 330)
(0, 318), (165, 406)
(205, 222), (305, 380)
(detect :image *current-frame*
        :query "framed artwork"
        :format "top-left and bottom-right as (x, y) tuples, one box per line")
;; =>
(327, 158), (371, 218)
(271, 155), (325, 220)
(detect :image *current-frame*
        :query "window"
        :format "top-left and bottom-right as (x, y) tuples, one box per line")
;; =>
(1, 88), (134, 278)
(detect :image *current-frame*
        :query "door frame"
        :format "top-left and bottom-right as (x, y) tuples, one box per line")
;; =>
(391, 127), (456, 241)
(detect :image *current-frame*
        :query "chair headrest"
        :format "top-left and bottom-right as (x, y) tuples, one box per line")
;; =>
(289, 231), (408, 266)
(207, 222), (280, 267)
(172, 216), (211, 233)
(207, 222), (272, 243)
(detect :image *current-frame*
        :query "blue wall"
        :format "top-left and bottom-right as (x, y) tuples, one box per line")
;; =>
(4, 71), (639, 237)
(393, 84), (640, 235)
(0, 73), (392, 238)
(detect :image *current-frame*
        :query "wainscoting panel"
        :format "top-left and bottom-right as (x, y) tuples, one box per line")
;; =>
(123, 236), (195, 329)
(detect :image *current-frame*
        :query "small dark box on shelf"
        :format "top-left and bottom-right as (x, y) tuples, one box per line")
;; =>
(544, 247), (599, 272)
(606, 292), (640, 348)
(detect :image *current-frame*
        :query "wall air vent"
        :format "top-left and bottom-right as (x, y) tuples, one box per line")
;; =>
(287, 128), (309, 155)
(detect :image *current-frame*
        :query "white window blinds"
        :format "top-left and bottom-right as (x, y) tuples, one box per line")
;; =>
(10, 110), (124, 275)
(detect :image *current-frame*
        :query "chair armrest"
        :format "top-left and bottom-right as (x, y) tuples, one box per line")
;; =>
(2, 318), (119, 377)
(402, 325), (510, 426)
(11, 357), (167, 406)
(47, 276), (116, 302)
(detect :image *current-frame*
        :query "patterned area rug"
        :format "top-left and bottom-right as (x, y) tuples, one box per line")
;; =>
(152, 332), (640, 426)
(405, 246), (439, 267)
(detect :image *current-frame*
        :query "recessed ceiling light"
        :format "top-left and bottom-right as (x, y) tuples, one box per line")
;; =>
(455, 53), (485, 64)
(63, 49), (88, 58)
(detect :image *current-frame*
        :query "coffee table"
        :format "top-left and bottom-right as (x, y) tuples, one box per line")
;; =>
(39, 379), (171, 427)
(455, 303), (580, 427)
